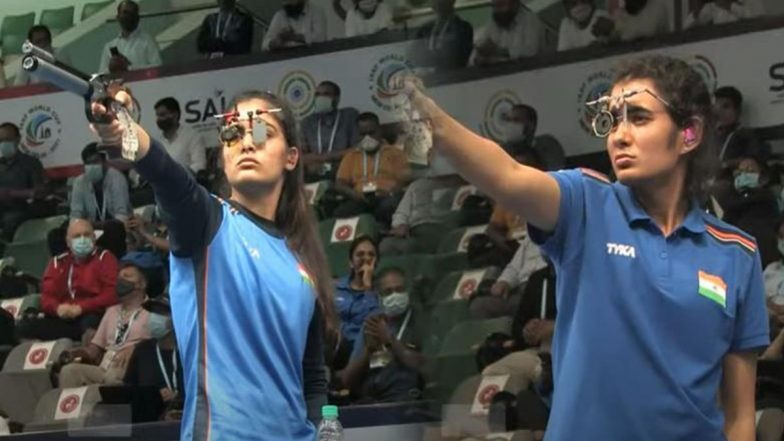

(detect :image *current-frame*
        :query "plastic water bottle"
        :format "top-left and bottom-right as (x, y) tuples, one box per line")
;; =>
(317, 405), (344, 441)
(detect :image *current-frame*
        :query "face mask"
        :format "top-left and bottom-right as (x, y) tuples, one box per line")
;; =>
(70, 236), (95, 258)
(116, 278), (136, 298)
(118, 15), (140, 32)
(0, 141), (17, 158)
(428, 151), (455, 177)
(284, 3), (305, 17)
(501, 122), (526, 143)
(734, 172), (759, 191)
(382, 291), (410, 317)
(359, 135), (381, 152)
(570, 3), (593, 23)
(778, 239), (784, 258)
(148, 312), (173, 339)
(358, 0), (378, 14)
(156, 118), (176, 132)
(313, 96), (334, 114)
(84, 164), (104, 183)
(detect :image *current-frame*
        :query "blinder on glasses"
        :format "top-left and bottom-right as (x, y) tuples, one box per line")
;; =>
(585, 89), (674, 138)
(214, 107), (283, 146)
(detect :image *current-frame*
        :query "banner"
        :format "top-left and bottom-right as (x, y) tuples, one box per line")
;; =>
(1, 27), (782, 174)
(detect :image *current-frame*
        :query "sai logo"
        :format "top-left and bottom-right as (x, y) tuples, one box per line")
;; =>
(686, 55), (717, 93)
(479, 90), (521, 141)
(278, 70), (317, 118)
(368, 53), (415, 112)
(576, 71), (612, 135)
(19, 105), (62, 159)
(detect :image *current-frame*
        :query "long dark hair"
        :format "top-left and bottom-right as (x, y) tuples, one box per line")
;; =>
(222, 90), (339, 344)
(613, 55), (719, 203)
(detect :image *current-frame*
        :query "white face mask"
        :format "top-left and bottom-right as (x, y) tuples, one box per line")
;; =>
(359, 135), (381, 152)
(84, 164), (104, 183)
(382, 291), (410, 317)
(501, 122), (526, 143)
(358, 0), (379, 14)
(570, 3), (593, 23)
(313, 96), (334, 114)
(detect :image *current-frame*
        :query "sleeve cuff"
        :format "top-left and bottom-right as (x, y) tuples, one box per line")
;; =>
(730, 333), (771, 352)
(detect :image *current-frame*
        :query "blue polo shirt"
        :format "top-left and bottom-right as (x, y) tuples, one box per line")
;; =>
(334, 276), (379, 344)
(530, 169), (769, 441)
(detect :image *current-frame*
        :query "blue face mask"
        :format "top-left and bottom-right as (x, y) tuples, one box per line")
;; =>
(148, 312), (173, 339)
(70, 236), (95, 258)
(84, 164), (104, 183)
(734, 172), (759, 191)
(0, 141), (17, 158)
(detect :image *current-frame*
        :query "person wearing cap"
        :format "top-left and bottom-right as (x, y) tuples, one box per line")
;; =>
(124, 295), (184, 413)
(58, 263), (151, 387)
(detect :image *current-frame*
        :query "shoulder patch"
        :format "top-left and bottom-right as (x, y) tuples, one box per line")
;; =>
(705, 223), (757, 254)
(579, 168), (611, 184)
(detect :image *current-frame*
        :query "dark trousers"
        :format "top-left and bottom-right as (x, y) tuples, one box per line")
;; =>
(333, 194), (401, 227)
(16, 313), (103, 341)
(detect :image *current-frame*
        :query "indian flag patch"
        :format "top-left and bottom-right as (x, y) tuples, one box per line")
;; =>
(698, 270), (727, 308)
(298, 264), (313, 287)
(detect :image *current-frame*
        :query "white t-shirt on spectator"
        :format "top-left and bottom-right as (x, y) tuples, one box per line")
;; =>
(345, 3), (393, 37)
(613, 0), (670, 41)
(685, 3), (750, 28)
(472, 8), (545, 63)
(557, 9), (610, 51)
(98, 28), (162, 73)
(262, 2), (327, 50)
(160, 124), (208, 173)
(764, 260), (784, 302)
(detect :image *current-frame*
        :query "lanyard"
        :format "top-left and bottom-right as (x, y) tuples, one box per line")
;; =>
(395, 310), (412, 341)
(114, 309), (141, 346)
(719, 130), (737, 161)
(316, 111), (341, 154)
(91, 186), (107, 222)
(428, 19), (451, 50)
(156, 344), (178, 392)
(67, 265), (76, 299)
(215, 13), (235, 40)
(540, 278), (548, 319)
(362, 151), (381, 179)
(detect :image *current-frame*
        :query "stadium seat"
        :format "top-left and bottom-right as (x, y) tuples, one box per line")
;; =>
(304, 180), (330, 206)
(13, 215), (67, 243)
(2, 294), (42, 320)
(39, 7), (75, 36)
(3, 239), (51, 279)
(24, 385), (102, 433)
(0, 339), (73, 425)
(428, 268), (494, 306)
(81, 0), (113, 21)
(1, 13), (35, 55)
(318, 214), (379, 277)
(436, 225), (489, 254)
(422, 299), (470, 354)
(417, 253), (468, 290)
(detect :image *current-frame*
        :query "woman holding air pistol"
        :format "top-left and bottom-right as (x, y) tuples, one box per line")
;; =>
(401, 56), (769, 441)
(90, 86), (337, 441)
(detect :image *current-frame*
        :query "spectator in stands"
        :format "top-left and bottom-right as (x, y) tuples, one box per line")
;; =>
(501, 105), (565, 172)
(763, 217), (784, 321)
(414, 0), (474, 70)
(334, 0), (394, 37)
(15, 25), (70, 86)
(593, 0), (669, 42)
(334, 112), (410, 224)
(714, 86), (768, 164)
(556, 0), (611, 51)
(70, 143), (130, 259)
(333, 236), (380, 370)
(197, 0), (253, 57)
(124, 295), (184, 413)
(59, 263), (150, 387)
(720, 157), (779, 267)
(0, 122), (45, 241)
(471, 0), (545, 66)
(470, 234), (547, 319)
(301, 81), (360, 181)
(16, 219), (118, 342)
(685, 0), (755, 28)
(154, 97), (207, 176)
(98, 0), (162, 74)
(380, 151), (464, 255)
(263, 0), (327, 51)
(338, 267), (425, 402)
